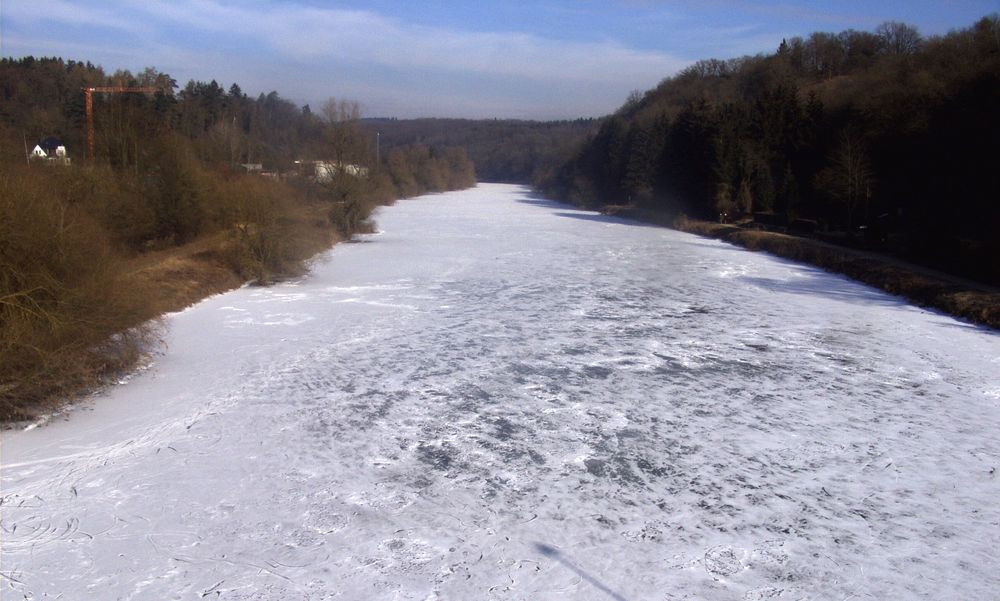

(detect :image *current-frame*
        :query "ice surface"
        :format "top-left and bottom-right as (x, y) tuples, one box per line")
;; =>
(2, 184), (999, 600)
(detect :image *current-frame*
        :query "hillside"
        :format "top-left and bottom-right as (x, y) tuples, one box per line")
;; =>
(538, 16), (1000, 286)
(0, 58), (476, 420)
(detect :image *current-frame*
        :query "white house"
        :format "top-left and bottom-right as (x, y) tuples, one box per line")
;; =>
(295, 160), (369, 182)
(29, 140), (71, 165)
(315, 162), (369, 181)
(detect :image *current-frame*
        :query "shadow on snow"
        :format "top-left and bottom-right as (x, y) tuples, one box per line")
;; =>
(739, 268), (908, 308)
(534, 543), (631, 601)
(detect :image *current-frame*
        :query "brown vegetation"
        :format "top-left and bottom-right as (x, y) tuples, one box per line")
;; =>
(0, 151), (474, 422)
(0, 57), (478, 421)
(1, 165), (153, 420)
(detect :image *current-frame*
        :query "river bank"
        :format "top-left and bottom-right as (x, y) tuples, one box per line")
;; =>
(125, 212), (344, 317)
(603, 206), (1000, 330)
(0, 193), (348, 424)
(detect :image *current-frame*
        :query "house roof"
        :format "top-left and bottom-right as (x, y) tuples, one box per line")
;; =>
(40, 137), (64, 153)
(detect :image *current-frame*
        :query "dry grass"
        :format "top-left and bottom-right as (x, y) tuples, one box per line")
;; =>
(128, 251), (243, 315)
(127, 189), (346, 315)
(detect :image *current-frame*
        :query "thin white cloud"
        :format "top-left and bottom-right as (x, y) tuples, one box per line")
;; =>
(3, 0), (148, 33)
(4, 0), (691, 117)
(28, 1), (685, 84)
(0, 35), (141, 79)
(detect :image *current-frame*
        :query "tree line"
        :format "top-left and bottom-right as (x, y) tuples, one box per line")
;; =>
(537, 15), (1000, 284)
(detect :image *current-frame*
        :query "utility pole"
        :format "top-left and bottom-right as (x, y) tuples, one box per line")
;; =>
(83, 86), (162, 162)
(376, 131), (380, 167)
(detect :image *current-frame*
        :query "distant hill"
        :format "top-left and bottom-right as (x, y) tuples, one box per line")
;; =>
(361, 117), (596, 183)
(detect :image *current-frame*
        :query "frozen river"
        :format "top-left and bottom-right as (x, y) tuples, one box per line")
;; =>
(2, 184), (999, 600)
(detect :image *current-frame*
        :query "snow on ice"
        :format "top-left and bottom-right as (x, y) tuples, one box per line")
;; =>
(2, 184), (999, 600)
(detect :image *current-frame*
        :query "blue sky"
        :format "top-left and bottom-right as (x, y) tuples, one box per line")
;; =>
(1, 1), (995, 119)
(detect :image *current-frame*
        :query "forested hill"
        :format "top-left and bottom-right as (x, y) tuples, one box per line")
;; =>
(537, 16), (1000, 285)
(362, 118), (596, 183)
(1, 58), (356, 171)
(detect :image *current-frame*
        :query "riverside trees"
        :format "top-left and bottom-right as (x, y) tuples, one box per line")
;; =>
(0, 58), (477, 419)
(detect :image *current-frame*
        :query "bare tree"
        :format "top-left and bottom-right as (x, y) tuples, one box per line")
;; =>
(876, 21), (923, 55)
(714, 183), (737, 222)
(320, 98), (364, 167)
(821, 130), (874, 230)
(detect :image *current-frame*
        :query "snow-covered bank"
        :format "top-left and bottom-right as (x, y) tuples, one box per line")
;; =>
(3, 184), (999, 599)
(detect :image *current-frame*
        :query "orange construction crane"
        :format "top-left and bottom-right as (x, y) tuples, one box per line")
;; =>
(84, 86), (162, 162)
